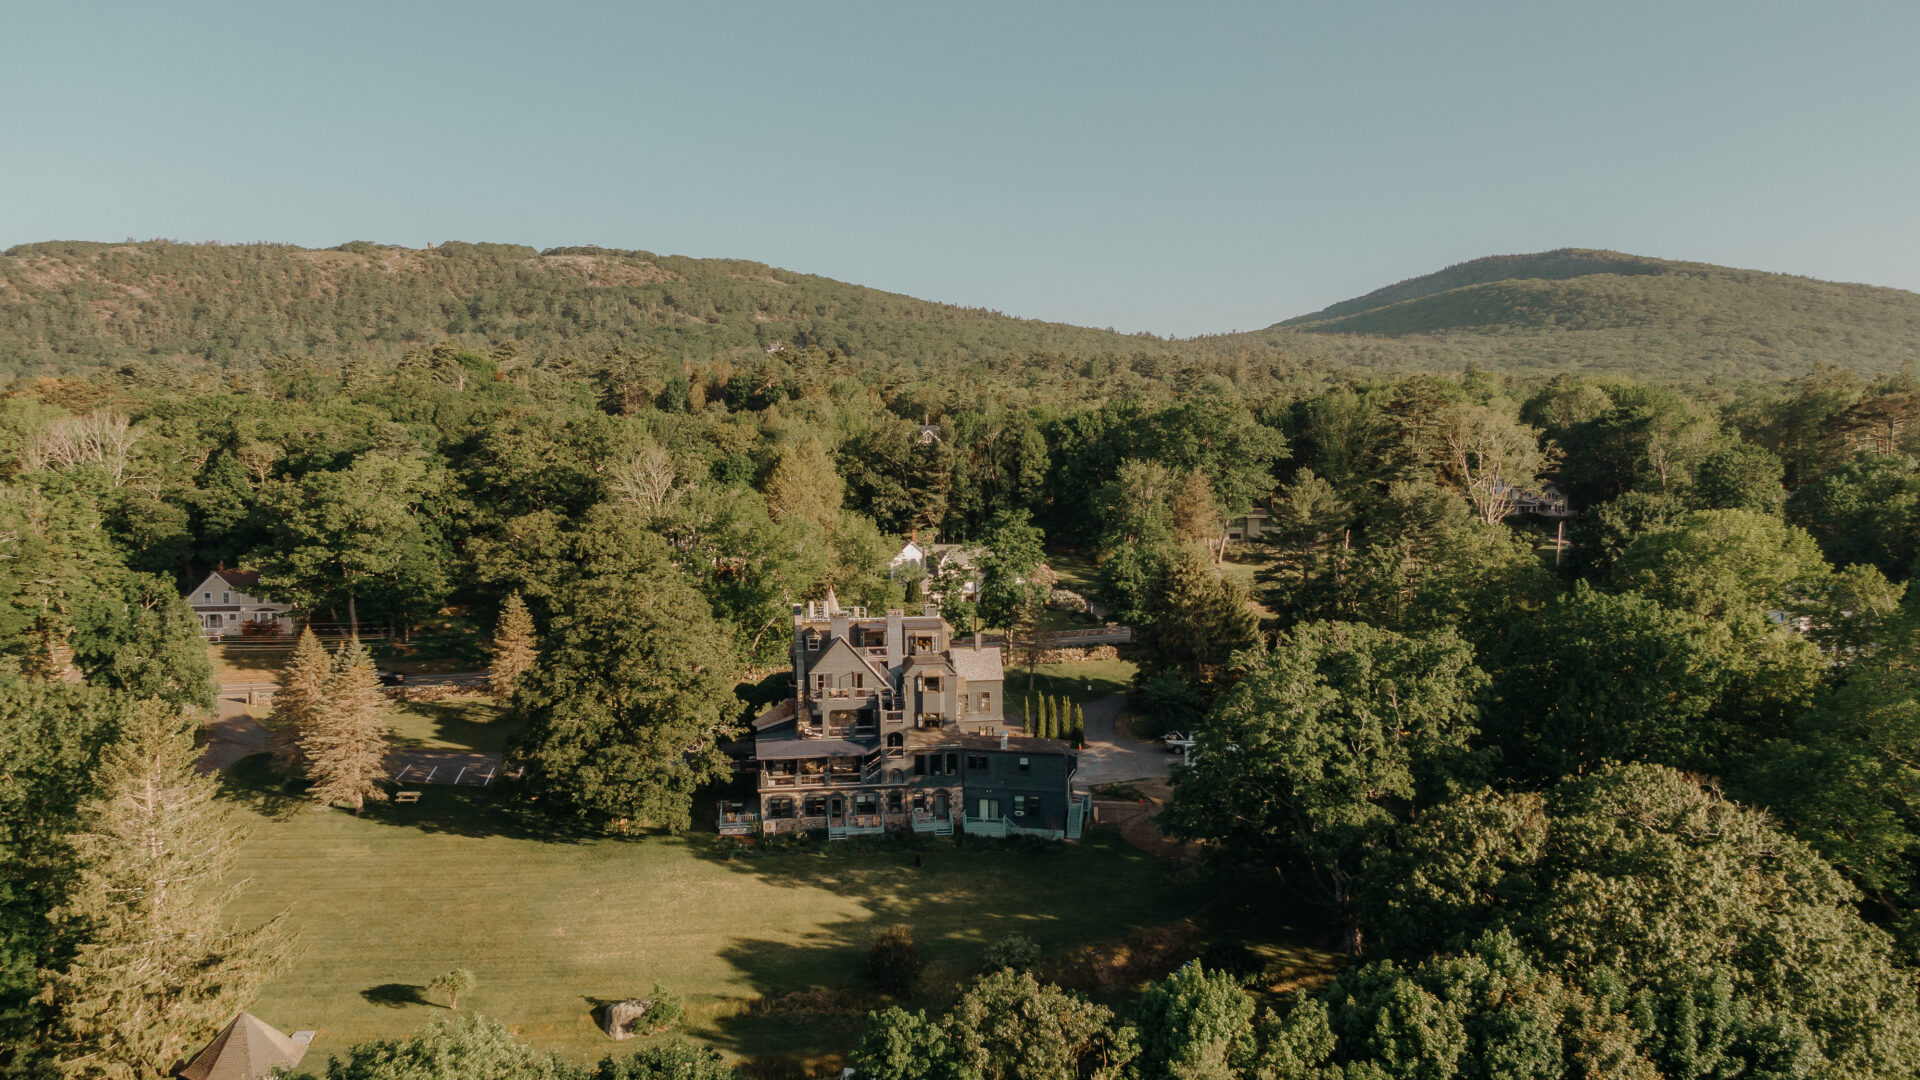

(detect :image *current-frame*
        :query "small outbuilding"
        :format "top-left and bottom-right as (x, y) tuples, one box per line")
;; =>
(176, 1011), (313, 1080)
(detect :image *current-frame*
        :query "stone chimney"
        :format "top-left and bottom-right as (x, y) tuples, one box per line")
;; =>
(830, 607), (850, 645)
(885, 609), (904, 674)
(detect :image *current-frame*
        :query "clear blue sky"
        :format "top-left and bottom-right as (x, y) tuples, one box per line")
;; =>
(5, 2), (1916, 336)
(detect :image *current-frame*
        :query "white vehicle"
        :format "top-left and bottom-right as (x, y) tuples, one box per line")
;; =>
(1163, 731), (1196, 754)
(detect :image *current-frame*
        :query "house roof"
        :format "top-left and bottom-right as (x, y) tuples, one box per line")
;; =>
(951, 646), (1003, 682)
(904, 729), (1076, 754)
(176, 1012), (310, 1080)
(213, 569), (262, 588)
(929, 544), (983, 568)
(750, 697), (797, 732)
(755, 732), (871, 760)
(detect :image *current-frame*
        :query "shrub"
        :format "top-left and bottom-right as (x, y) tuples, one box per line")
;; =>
(983, 932), (1040, 972)
(868, 925), (922, 996)
(643, 984), (684, 1031)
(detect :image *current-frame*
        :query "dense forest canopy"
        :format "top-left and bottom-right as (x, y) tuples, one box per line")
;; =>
(12, 238), (1920, 1076)
(5, 241), (1920, 385)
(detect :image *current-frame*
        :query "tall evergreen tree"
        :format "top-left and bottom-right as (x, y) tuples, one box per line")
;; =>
(41, 703), (296, 1080)
(301, 640), (391, 814)
(487, 592), (537, 697)
(265, 627), (330, 775)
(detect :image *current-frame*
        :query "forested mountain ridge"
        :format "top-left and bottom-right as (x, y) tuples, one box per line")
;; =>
(1218, 248), (1920, 380)
(5, 240), (1920, 385)
(0, 240), (1172, 378)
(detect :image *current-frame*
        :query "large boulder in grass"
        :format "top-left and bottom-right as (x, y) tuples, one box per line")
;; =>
(597, 998), (652, 1040)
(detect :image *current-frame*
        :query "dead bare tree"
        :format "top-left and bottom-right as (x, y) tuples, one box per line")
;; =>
(23, 410), (143, 487)
(609, 443), (685, 515)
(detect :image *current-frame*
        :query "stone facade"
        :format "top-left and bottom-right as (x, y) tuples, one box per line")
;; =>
(743, 592), (1084, 839)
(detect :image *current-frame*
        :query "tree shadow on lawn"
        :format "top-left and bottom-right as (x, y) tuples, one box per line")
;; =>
(352, 781), (600, 844)
(387, 699), (516, 755)
(218, 753), (313, 822)
(361, 983), (434, 1008)
(222, 753), (599, 844)
(689, 826), (1202, 1064)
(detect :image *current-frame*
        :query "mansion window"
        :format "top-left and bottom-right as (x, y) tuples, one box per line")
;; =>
(803, 795), (827, 817)
(887, 790), (903, 813)
(768, 797), (795, 819)
(977, 798), (1000, 819)
(978, 692), (991, 712)
(1018, 756), (1030, 773)
(854, 793), (879, 815)
(1014, 795), (1031, 818)
(966, 754), (988, 771)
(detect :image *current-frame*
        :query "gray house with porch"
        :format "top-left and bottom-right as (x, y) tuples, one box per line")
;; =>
(726, 592), (1088, 840)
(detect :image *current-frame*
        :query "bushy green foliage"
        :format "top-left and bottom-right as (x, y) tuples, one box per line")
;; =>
(981, 932), (1040, 972)
(868, 925), (922, 997)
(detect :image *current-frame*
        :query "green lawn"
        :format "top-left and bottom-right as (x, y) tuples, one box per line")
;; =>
(218, 765), (1194, 1071)
(1007, 659), (1136, 706)
(384, 698), (517, 755)
(1047, 552), (1099, 595)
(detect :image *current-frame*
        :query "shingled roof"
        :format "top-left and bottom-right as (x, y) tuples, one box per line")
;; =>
(176, 1012), (311, 1080)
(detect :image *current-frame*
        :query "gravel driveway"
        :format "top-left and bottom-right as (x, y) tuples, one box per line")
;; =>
(1072, 693), (1176, 785)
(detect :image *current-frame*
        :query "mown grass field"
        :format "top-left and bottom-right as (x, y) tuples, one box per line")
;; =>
(218, 763), (1198, 1072)
(383, 697), (516, 755)
(1008, 660), (1137, 707)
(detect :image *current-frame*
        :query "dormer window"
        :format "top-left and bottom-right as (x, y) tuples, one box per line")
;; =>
(805, 633), (821, 651)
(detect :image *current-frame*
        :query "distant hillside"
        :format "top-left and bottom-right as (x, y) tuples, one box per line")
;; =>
(0, 240), (1170, 379)
(1224, 249), (1920, 380)
(4, 241), (1916, 385)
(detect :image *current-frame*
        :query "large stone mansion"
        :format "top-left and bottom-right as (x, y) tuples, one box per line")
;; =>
(727, 592), (1087, 840)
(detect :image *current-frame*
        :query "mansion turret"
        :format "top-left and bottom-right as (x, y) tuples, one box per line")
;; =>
(727, 592), (1087, 840)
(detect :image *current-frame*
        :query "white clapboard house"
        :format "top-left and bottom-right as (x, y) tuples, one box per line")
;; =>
(184, 569), (295, 639)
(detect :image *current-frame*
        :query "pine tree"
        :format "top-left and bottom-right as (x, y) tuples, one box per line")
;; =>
(42, 702), (296, 1080)
(487, 592), (537, 697)
(265, 627), (330, 775)
(302, 640), (391, 814)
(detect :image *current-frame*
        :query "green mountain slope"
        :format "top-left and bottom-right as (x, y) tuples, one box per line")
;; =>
(1224, 249), (1920, 380)
(3, 241), (1916, 384)
(0, 240), (1168, 378)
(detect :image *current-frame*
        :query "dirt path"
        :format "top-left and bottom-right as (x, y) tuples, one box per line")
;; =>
(1092, 777), (1197, 857)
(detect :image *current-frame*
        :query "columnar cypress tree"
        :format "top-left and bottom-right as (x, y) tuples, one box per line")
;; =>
(1073, 702), (1086, 746)
(1024, 694), (1034, 736)
(487, 591), (537, 698)
(302, 640), (391, 814)
(42, 702), (296, 1080)
(265, 627), (330, 775)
